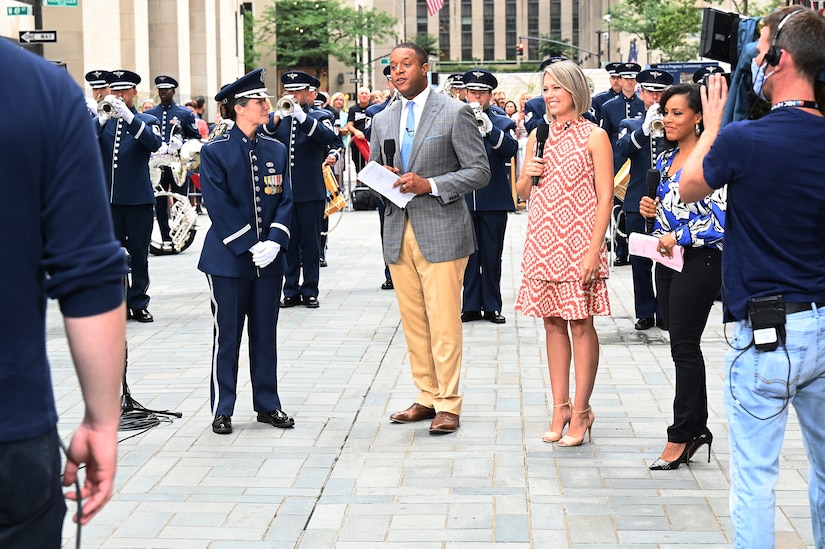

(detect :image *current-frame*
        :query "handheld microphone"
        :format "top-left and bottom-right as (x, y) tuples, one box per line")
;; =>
(383, 139), (396, 168)
(532, 122), (549, 186)
(645, 168), (661, 233)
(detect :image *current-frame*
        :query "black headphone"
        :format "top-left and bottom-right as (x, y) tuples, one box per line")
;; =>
(764, 9), (805, 67)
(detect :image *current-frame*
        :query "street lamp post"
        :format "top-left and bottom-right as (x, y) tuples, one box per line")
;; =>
(595, 30), (602, 68)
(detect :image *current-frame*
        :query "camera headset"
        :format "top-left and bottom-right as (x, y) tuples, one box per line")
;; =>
(763, 9), (805, 67)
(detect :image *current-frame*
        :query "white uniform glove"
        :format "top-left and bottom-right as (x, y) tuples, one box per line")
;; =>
(98, 113), (109, 126)
(292, 105), (307, 124)
(85, 96), (98, 113)
(642, 103), (659, 136)
(156, 143), (170, 155)
(250, 241), (281, 268)
(480, 112), (493, 135)
(169, 135), (183, 153)
(111, 97), (135, 124)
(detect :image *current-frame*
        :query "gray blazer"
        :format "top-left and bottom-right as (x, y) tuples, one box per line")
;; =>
(369, 92), (490, 264)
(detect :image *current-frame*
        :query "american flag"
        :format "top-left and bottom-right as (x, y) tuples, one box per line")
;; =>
(427, 0), (445, 16)
(627, 39), (638, 64)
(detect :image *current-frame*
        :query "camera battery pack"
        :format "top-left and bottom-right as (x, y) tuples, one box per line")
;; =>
(747, 295), (786, 352)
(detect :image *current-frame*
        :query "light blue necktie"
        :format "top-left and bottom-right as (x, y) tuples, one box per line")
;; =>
(400, 101), (415, 171)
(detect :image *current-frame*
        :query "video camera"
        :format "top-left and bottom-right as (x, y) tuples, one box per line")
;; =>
(698, 8), (742, 66)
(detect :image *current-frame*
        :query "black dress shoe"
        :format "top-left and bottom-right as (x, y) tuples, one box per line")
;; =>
(281, 296), (302, 308)
(483, 311), (506, 324)
(130, 308), (154, 323)
(319, 258), (328, 267)
(257, 409), (295, 428)
(614, 257), (630, 266)
(212, 415), (232, 434)
(656, 318), (668, 330)
(381, 279), (394, 290)
(303, 296), (320, 308)
(461, 311), (482, 322)
(634, 317), (654, 330)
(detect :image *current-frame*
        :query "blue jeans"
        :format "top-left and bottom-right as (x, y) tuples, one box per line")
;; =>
(724, 304), (825, 549)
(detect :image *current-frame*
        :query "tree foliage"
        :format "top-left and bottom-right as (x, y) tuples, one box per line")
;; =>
(243, 10), (260, 72)
(607, 0), (702, 62)
(537, 34), (579, 61)
(257, 0), (398, 76)
(410, 34), (440, 59)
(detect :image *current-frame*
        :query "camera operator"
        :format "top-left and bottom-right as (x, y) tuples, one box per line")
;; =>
(681, 7), (825, 548)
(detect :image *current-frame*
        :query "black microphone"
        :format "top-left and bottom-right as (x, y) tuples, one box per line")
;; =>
(383, 139), (396, 168)
(645, 168), (661, 233)
(532, 122), (549, 186)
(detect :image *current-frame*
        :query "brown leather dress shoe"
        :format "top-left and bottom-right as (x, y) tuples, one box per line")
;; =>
(429, 411), (460, 434)
(389, 403), (436, 424)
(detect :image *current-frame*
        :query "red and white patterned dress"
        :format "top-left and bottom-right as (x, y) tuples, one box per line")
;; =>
(515, 116), (611, 320)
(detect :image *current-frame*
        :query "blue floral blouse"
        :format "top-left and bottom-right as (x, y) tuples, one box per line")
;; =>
(652, 147), (726, 250)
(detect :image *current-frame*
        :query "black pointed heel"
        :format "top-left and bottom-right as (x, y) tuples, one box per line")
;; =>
(688, 431), (713, 463)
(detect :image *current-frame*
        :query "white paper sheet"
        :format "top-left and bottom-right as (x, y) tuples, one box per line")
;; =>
(356, 161), (415, 209)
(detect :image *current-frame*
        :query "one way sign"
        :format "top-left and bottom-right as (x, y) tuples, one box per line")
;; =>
(19, 30), (58, 43)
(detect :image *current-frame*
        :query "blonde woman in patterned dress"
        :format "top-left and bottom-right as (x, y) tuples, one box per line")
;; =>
(515, 60), (614, 447)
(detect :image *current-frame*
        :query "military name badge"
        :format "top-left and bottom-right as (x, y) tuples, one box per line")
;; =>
(264, 174), (283, 195)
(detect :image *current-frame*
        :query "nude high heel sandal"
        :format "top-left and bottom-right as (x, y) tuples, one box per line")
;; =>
(557, 407), (594, 447)
(542, 401), (572, 443)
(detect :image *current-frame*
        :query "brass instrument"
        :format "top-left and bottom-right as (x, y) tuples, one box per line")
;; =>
(648, 104), (665, 169)
(179, 138), (205, 173)
(150, 189), (198, 255)
(276, 95), (299, 116)
(207, 119), (233, 141)
(97, 96), (120, 119)
(468, 101), (486, 132)
(650, 113), (665, 138)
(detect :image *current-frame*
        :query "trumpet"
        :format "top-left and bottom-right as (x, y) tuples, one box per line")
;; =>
(468, 101), (486, 131)
(276, 95), (299, 116)
(97, 98), (120, 119)
(650, 111), (665, 139)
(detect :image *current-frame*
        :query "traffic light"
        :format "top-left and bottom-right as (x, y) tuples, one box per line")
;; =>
(516, 42), (524, 56)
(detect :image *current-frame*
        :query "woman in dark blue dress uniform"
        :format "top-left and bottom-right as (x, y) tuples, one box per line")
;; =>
(198, 68), (294, 434)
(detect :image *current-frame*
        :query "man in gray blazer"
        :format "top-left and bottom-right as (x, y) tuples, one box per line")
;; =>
(369, 42), (490, 434)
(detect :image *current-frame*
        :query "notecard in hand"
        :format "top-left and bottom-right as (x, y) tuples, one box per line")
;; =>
(356, 161), (414, 208)
(628, 232), (684, 272)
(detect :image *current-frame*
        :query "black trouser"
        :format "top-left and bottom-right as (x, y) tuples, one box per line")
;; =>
(625, 212), (659, 320)
(110, 203), (153, 310)
(655, 247), (722, 443)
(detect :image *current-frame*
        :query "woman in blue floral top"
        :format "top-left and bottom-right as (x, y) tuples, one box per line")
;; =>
(640, 83), (726, 470)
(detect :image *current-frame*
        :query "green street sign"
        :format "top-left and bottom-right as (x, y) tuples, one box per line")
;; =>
(380, 58), (390, 65)
(7, 6), (31, 15)
(45, 0), (78, 6)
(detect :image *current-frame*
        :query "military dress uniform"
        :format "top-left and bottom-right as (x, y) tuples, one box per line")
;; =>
(263, 70), (341, 308)
(600, 62), (643, 265)
(616, 69), (674, 328)
(145, 75), (201, 245)
(96, 70), (163, 321)
(84, 69), (110, 116)
(460, 69), (519, 324)
(198, 68), (294, 434)
(599, 63), (644, 174)
(591, 62), (623, 123)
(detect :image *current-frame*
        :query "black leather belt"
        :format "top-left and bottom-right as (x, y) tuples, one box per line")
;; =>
(785, 302), (825, 315)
